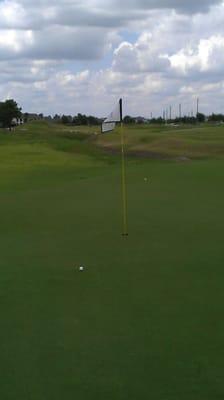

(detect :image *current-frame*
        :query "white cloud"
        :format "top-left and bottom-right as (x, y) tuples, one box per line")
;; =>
(170, 35), (224, 75)
(113, 34), (170, 73)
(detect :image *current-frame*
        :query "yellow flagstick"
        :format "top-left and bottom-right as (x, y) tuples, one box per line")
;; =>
(120, 99), (128, 236)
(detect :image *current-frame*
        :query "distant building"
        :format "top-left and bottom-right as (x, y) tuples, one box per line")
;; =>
(11, 117), (24, 126)
(135, 116), (149, 124)
(23, 113), (43, 122)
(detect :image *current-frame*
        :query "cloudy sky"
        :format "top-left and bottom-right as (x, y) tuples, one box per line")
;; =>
(0, 0), (224, 117)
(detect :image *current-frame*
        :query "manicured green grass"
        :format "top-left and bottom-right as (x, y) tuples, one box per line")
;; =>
(1, 122), (224, 399)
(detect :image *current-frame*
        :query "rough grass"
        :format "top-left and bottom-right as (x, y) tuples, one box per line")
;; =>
(95, 123), (224, 159)
(1, 121), (224, 399)
(6, 120), (224, 159)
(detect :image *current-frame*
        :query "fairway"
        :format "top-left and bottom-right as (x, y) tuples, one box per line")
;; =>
(1, 123), (224, 399)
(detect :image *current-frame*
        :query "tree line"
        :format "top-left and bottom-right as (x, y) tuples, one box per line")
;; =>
(124, 113), (224, 124)
(1, 98), (224, 128)
(56, 113), (102, 126)
(54, 112), (224, 125)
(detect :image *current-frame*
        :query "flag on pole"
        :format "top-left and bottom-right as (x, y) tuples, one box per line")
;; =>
(101, 99), (128, 236)
(102, 99), (122, 133)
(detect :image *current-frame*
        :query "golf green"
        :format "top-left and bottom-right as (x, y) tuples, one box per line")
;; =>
(1, 123), (224, 399)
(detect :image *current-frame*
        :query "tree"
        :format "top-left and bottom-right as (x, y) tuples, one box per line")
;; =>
(87, 115), (100, 125)
(74, 113), (88, 125)
(208, 113), (224, 122)
(123, 115), (135, 124)
(197, 112), (205, 123)
(53, 114), (61, 122)
(0, 99), (22, 128)
(61, 115), (72, 124)
(151, 117), (164, 124)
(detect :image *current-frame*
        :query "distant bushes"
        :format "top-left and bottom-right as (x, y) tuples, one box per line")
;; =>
(208, 113), (224, 122)
(57, 113), (102, 126)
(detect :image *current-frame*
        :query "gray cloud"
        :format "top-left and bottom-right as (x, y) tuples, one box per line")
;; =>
(0, 0), (222, 62)
(109, 0), (222, 13)
(0, 0), (221, 31)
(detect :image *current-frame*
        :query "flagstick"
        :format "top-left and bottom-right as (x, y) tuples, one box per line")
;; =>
(102, 98), (128, 236)
(120, 121), (128, 236)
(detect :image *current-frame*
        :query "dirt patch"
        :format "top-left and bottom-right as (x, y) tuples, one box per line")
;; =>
(98, 145), (172, 160)
(175, 156), (191, 162)
(96, 144), (194, 162)
(128, 150), (171, 160)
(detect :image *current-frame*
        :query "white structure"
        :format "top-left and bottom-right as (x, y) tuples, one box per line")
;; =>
(11, 118), (24, 126)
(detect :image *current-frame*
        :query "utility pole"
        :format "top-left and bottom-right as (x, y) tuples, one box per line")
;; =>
(179, 104), (182, 119)
(197, 98), (199, 116)
(166, 109), (168, 124)
(169, 106), (172, 121)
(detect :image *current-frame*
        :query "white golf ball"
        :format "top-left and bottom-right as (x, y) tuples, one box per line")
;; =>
(79, 266), (84, 271)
